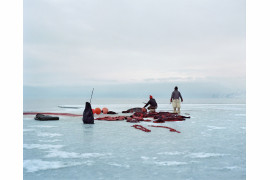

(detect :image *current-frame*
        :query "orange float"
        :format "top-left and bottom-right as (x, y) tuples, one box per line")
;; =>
(102, 107), (108, 114)
(94, 107), (101, 115)
(92, 109), (95, 114)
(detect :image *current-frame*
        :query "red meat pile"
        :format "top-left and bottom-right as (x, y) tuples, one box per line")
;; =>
(95, 112), (190, 123)
(132, 112), (190, 123)
(95, 116), (126, 121)
(148, 125), (181, 133)
(131, 125), (151, 132)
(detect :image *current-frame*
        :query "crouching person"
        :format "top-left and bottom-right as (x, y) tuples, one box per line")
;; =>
(144, 95), (158, 112)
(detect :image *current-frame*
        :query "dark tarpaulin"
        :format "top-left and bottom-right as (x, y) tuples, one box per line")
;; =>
(82, 102), (94, 124)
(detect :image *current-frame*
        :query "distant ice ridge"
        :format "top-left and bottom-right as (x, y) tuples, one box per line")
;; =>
(58, 105), (83, 108)
(23, 159), (93, 173)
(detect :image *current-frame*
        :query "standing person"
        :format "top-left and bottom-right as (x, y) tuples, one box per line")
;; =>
(144, 95), (158, 112)
(170, 86), (183, 114)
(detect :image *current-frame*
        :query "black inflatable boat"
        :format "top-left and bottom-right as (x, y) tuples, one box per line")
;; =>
(35, 113), (59, 121)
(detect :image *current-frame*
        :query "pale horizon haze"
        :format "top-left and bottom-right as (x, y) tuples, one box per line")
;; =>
(23, 0), (246, 103)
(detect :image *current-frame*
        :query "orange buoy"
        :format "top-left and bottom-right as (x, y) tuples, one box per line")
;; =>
(92, 109), (95, 114)
(95, 107), (101, 115)
(102, 107), (108, 114)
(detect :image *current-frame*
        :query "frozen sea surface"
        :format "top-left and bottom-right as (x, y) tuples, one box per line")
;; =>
(23, 103), (246, 180)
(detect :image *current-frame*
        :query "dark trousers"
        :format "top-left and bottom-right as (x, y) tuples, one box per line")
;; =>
(147, 106), (157, 110)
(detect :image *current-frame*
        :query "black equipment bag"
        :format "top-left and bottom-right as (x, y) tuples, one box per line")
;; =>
(82, 102), (94, 124)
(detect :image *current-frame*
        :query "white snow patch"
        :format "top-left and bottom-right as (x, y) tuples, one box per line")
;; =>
(37, 132), (62, 137)
(39, 139), (61, 143)
(157, 151), (186, 155)
(154, 161), (188, 166)
(186, 152), (228, 158)
(29, 125), (57, 128)
(107, 162), (130, 168)
(45, 149), (112, 159)
(23, 144), (63, 150)
(23, 159), (93, 173)
(23, 129), (35, 132)
(207, 126), (226, 130)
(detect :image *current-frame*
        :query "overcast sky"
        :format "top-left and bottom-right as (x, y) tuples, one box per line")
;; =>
(23, 0), (245, 100)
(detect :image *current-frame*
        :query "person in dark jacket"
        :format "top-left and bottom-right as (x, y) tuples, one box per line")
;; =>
(144, 95), (158, 112)
(170, 86), (183, 114)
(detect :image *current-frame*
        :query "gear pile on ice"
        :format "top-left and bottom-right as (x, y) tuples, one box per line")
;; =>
(24, 109), (189, 134)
